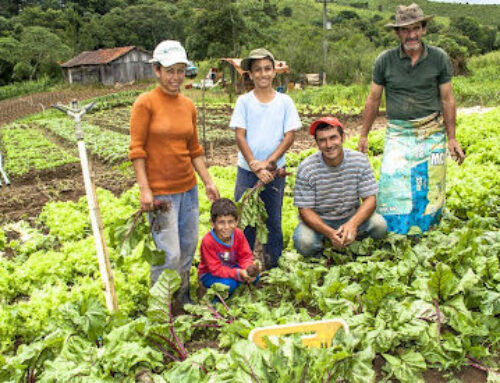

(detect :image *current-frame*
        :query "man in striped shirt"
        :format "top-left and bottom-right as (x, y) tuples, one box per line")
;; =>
(293, 117), (387, 256)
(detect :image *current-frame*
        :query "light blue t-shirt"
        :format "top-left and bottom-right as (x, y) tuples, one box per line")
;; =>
(229, 90), (302, 171)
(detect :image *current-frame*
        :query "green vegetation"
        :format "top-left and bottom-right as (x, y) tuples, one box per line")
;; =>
(0, 107), (498, 381)
(37, 118), (129, 163)
(0, 124), (77, 175)
(352, 0), (500, 27)
(453, 50), (500, 106)
(0, 76), (54, 101)
(0, 0), (498, 89)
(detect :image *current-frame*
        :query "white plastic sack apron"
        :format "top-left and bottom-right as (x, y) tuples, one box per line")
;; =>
(376, 112), (446, 234)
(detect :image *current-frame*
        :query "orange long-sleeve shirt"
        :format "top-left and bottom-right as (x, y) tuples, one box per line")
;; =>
(129, 87), (204, 195)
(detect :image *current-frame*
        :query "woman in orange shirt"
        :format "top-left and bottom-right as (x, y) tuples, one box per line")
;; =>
(129, 40), (219, 305)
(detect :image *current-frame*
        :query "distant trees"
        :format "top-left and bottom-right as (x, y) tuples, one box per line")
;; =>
(0, 0), (498, 85)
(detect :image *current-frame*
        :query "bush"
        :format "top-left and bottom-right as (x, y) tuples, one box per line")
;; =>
(12, 62), (32, 82)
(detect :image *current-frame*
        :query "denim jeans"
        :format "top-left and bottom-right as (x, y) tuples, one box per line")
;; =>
(293, 212), (387, 256)
(200, 273), (261, 295)
(234, 167), (286, 268)
(148, 186), (199, 296)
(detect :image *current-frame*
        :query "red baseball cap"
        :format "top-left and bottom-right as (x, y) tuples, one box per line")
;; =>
(309, 116), (345, 136)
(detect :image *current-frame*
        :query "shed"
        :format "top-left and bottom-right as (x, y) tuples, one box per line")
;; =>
(220, 58), (290, 96)
(61, 46), (153, 86)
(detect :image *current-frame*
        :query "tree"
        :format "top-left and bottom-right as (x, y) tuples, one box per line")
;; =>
(0, 36), (19, 84)
(17, 26), (71, 80)
(101, 3), (184, 50)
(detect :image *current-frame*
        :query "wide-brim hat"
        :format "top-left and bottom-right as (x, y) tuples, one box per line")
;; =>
(310, 116), (345, 136)
(149, 40), (189, 68)
(241, 48), (275, 71)
(385, 3), (434, 28)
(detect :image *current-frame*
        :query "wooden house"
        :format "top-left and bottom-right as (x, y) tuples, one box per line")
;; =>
(61, 46), (153, 86)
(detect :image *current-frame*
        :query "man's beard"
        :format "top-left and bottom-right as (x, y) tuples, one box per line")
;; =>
(404, 39), (421, 51)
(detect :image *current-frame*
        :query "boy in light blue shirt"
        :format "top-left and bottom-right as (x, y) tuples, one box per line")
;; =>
(230, 48), (301, 268)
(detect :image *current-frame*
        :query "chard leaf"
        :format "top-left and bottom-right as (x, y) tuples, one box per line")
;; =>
(362, 283), (403, 315)
(148, 269), (181, 323)
(382, 351), (426, 383)
(427, 263), (458, 302)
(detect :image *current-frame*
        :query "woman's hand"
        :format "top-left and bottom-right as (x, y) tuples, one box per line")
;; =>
(139, 186), (154, 211)
(205, 182), (220, 202)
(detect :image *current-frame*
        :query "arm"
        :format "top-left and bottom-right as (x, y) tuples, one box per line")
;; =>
(338, 195), (376, 246)
(235, 230), (255, 270)
(299, 207), (343, 248)
(132, 159), (154, 211)
(235, 127), (274, 184)
(200, 240), (243, 281)
(266, 130), (295, 165)
(129, 97), (154, 211)
(359, 82), (383, 153)
(192, 155), (219, 202)
(440, 82), (465, 165)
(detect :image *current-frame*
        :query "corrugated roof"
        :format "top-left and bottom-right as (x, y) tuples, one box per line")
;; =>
(220, 58), (290, 75)
(61, 46), (139, 67)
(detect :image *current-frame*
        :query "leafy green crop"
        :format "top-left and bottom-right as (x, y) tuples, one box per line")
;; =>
(37, 117), (129, 163)
(0, 108), (499, 381)
(0, 124), (78, 176)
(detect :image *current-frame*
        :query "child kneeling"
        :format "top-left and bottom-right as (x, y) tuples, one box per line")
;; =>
(198, 198), (259, 295)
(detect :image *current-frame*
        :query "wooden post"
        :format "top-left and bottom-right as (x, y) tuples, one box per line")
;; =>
(202, 80), (207, 154)
(52, 100), (119, 312)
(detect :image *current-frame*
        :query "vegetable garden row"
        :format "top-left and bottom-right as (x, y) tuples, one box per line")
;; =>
(0, 104), (498, 381)
(0, 93), (364, 178)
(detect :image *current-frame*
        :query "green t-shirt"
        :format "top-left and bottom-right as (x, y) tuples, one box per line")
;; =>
(372, 43), (453, 121)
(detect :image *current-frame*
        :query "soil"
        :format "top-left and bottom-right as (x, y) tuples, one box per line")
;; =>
(0, 88), (493, 382)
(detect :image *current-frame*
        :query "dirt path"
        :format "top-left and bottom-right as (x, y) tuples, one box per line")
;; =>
(0, 81), (153, 126)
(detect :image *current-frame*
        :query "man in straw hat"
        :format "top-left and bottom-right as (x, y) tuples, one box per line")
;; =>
(358, 4), (465, 235)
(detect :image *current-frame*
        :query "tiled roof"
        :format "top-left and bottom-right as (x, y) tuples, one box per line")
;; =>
(61, 46), (139, 67)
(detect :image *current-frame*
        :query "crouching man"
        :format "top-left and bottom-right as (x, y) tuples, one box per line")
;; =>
(293, 117), (387, 256)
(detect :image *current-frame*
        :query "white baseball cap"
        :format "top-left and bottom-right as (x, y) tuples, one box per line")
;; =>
(150, 40), (189, 67)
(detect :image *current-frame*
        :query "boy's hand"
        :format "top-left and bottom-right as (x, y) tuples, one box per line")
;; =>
(240, 269), (250, 282)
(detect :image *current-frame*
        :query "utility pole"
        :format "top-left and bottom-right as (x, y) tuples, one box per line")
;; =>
(316, 0), (333, 85)
(322, 0), (328, 85)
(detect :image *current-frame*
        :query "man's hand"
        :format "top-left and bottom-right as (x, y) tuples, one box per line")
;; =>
(338, 221), (358, 246)
(327, 228), (344, 249)
(139, 186), (154, 211)
(448, 138), (465, 165)
(205, 182), (220, 202)
(358, 136), (369, 153)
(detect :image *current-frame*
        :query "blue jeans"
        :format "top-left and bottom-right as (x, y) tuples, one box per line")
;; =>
(234, 167), (286, 268)
(200, 273), (261, 295)
(293, 213), (387, 256)
(148, 186), (199, 291)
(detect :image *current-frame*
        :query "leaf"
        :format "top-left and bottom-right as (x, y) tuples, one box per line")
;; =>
(362, 283), (403, 315)
(382, 351), (426, 383)
(148, 269), (181, 323)
(427, 263), (458, 302)
(229, 340), (271, 382)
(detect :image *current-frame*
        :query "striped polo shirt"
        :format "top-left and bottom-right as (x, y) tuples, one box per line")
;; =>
(294, 149), (378, 221)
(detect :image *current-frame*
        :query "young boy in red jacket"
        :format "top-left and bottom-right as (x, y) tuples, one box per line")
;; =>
(198, 198), (259, 295)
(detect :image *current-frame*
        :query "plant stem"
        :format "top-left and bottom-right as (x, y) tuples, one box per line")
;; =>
(149, 339), (181, 363)
(168, 295), (188, 360)
(151, 333), (183, 359)
(215, 293), (234, 322)
(433, 299), (441, 342)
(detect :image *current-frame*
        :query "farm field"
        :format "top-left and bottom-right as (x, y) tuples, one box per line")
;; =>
(0, 85), (499, 382)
